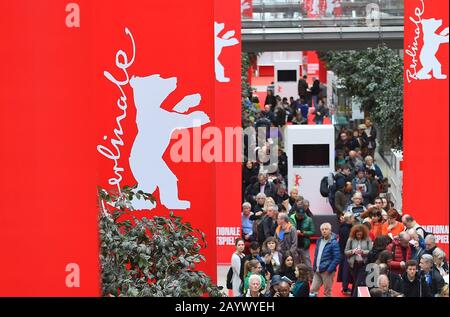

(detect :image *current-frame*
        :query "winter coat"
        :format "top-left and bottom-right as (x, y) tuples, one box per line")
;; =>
(338, 223), (352, 254)
(386, 239), (413, 275)
(334, 190), (352, 215)
(313, 233), (341, 273)
(298, 79), (308, 97)
(292, 280), (310, 297)
(289, 214), (315, 249)
(401, 272), (432, 297)
(420, 267), (446, 296)
(275, 223), (298, 256)
(344, 238), (373, 268)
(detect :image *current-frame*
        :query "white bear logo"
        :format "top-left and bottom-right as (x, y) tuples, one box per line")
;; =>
(215, 22), (239, 83)
(129, 75), (210, 210)
(417, 18), (449, 80)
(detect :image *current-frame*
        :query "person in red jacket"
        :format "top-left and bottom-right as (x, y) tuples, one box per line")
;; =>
(386, 232), (413, 275)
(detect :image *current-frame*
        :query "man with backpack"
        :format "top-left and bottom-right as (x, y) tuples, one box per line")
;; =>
(320, 164), (352, 215)
(402, 214), (427, 239)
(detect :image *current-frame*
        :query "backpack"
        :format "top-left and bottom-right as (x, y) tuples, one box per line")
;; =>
(320, 176), (330, 197)
(226, 267), (233, 289)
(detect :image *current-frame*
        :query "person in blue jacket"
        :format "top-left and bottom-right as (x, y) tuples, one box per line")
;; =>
(310, 222), (341, 297)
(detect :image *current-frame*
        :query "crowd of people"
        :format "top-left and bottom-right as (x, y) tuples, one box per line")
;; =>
(231, 77), (449, 298)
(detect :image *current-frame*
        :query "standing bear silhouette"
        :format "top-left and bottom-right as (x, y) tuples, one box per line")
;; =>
(129, 74), (210, 210)
(417, 18), (449, 80)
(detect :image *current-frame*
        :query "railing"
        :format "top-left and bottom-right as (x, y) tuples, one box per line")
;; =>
(243, 0), (404, 28)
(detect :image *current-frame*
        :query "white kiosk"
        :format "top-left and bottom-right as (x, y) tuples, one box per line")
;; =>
(285, 125), (335, 215)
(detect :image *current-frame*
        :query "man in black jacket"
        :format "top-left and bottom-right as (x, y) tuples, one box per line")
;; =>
(298, 75), (308, 100)
(259, 205), (278, 245)
(419, 254), (445, 296)
(246, 173), (275, 206)
(401, 260), (432, 297)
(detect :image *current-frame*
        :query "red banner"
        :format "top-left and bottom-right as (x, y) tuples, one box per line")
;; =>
(0, 0), (217, 295)
(241, 0), (253, 19)
(215, 0), (242, 265)
(403, 0), (449, 254)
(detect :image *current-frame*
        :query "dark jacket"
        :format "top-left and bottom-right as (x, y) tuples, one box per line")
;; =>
(334, 190), (352, 215)
(401, 272), (432, 297)
(260, 215), (277, 244)
(311, 80), (320, 96)
(313, 233), (341, 273)
(420, 267), (446, 296)
(264, 94), (277, 111)
(247, 181), (275, 204)
(275, 223), (298, 256)
(289, 214), (315, 249)
(292, 280), (310, 297)
(298, 79), (308, 97)
(338, 223), (352, 254)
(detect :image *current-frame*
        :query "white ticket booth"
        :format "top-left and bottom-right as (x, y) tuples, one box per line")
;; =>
(285, 125), (335, 215)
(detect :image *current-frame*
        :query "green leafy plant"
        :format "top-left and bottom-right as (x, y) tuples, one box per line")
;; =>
(98, 185), (225, 297)
(318, 45), (404, 149)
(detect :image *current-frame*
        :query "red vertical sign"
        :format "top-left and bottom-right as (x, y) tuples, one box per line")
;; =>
(215, 0), (242, 265)
(403, 0), (449, 254)
(241, 0), (253, 19)
(0, 0), (217, 295)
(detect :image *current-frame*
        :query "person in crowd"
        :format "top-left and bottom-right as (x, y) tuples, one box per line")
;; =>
(432, 247), (449, 280)
(402, 214), (426, 239)
(437, 284), (449, 297)
(274, 281), (293, 297)
(310, 78), (321, 109)
(262, 104), (275, 124)
(364, 169), (379, 205)
(298, 75), (308, 101)
(292, 264), (311, 297)
(362, 219), (375, 241)
(289, 208), (315, 268)
(351, 167), (368, 195)
(348, 150), (364, 172)
(241, 202), (254, 243)
(297, 97), (310, 124)
(336, 131), (351, 156)
(311, 223), (341, 297)
(242, 259), (268, 295)
(368, 210), (384, 239)
(274, 103), (286, 128)
(277, 148), (288, 181)
(386, 231), (412, 275)
(371, 274), (403, 297)
(334, 181), (353, 217)
(419, 254), (446, 296)
(378, 261), (403, 294)
(273, 184), (289, 207)
(338, 212), (354, 295)
(313, 98), (328, 125)
(302, 199), (314, 218)
(277, 251), (297, 282)
(335, 150), (348, 167)
(265, 274), (281, 297)
(242, 161), (259, 198)
(264, 89), (277, 112)
(364, 155), (383, 181)
(262, 237), (283, 273)
(364, 118), (377, 158)
(362, 197), (387, 220)
(401, 260), (432, 297)
(246, 173), (275, 206)
(260, 204), (279, 245)
(275, 212), (298, 258)
(382, 209), (405, 238)
(243, 274), (265, 297)
(289, 196), (305, 216)
(367, 236), (391, 264)
(344, 224), (373, 293)
(261, 250), (275, 279)
(240, 241), (264, 282)
(407, 228), (426, 262)
(288, 188), (299, 209)
(424, 234), (437, 255)
(231, 238), (245, 297)
(346, 192), (367, 219)
(251, 193), (266, 214)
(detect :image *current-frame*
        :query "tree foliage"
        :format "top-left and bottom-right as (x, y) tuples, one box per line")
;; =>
(98, 185), (224, 297)
(319, 45), (403, 149)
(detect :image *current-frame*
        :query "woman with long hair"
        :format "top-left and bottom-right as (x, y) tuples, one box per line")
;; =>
(292, 264), (311, 297)
(344, 224), (373, 293)
(262, 237), (283, 273)
(242, 259), (266, 294)
(231, 238), (245, 296)
(276, 251), (296, 282)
